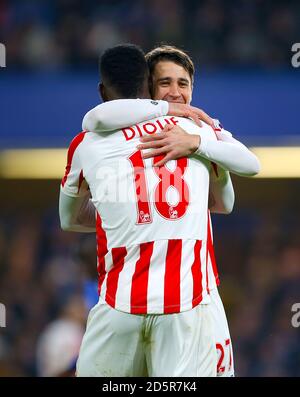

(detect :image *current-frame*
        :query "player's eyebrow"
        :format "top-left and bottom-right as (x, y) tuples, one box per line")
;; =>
(157, 77), (172, 83)
(178, 78), (190, 84)
(157, 77), (190, 84)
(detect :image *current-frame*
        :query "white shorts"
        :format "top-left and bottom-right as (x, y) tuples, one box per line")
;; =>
(210, 288), (234, 377)
(76, 299), (217, 377)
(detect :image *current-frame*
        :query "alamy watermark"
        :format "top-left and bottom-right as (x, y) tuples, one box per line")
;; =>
(291, 43), (300, 67)
(0, 303), (6, 327)
(291, 303), (300, 328)
(0, 43), (6, 67)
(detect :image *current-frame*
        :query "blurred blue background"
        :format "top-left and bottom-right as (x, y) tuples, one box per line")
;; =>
(0, 0), (300, 378)
(1, 0), (300, 147)
(1, 70), (300, 147)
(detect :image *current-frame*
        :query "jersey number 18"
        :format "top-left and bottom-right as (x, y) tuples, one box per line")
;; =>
(128, 150), (190, 224)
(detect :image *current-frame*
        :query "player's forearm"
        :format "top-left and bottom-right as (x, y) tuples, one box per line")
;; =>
(209, 169), (235, 214)
(59, 190), (96, 233)
(82, 99), (169, 132)
(195, 134), (260, 176)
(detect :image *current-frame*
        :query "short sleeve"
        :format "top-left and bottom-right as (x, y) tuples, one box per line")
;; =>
(61, 132), (89, 197)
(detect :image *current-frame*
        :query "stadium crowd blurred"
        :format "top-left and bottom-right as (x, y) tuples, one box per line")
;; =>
(1, 0), (299, 69)
(0, 202), (299, 376)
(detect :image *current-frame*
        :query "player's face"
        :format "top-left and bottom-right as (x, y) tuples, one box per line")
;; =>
(151, 61), (193, 105)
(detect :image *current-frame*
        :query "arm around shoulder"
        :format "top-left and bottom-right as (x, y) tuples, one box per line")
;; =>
(82, 99), (168, 132)
(196, 131), (260, 177)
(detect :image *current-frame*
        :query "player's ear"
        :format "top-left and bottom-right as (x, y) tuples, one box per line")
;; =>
(99, 82), (107, 102)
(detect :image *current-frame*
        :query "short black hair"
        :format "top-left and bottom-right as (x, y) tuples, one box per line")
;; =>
(100, 44), (149, 98)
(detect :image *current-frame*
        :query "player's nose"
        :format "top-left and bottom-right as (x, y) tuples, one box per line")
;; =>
(168, 84), (181, 98)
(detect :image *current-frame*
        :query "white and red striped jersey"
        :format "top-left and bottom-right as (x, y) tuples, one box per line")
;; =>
(61, 116), (218, 314)
(82, 100), (259, 294)
(207, 211), (220, 291)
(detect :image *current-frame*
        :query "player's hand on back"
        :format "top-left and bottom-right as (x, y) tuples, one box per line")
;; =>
(137, 124), (200, 167)
(167, 103), (214, 128)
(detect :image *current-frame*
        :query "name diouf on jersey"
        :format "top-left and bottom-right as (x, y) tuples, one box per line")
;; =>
(95, 116), (183, 204)
(93, 116), (207, 215)
(121, 116), (179, 141)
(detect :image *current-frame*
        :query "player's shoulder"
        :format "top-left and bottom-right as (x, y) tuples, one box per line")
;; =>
(68, 130), (88, 145)
(67, 130), (92, 150)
